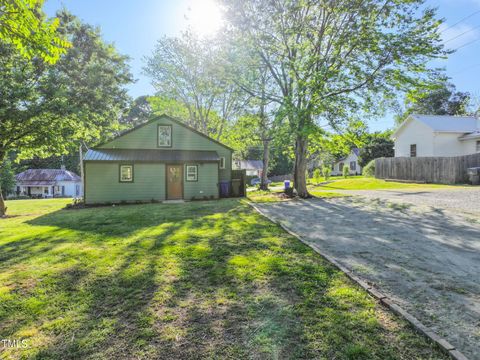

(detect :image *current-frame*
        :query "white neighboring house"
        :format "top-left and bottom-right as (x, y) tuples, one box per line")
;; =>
(15, 166), (83, 198)
(233, 160), (263, 177)
(392, 114), (480, 157)
(331, 149), (362, 176)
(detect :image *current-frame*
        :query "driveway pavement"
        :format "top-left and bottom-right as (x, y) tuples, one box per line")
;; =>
(256, 191), (480, 359)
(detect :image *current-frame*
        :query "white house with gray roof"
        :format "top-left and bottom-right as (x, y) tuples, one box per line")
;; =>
(15, 166), (82, 198)
(392, 114), (480, 157)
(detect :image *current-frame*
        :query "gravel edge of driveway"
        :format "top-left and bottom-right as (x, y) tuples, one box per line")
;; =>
(248, 201), (470, 360)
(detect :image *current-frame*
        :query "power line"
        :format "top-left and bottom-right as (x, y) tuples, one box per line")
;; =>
(440, 9), (480, 34)
(454, 36), (480, 51)
(444, 23), (480, 43)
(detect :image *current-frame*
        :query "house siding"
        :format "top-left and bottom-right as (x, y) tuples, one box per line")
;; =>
(183, 163), (219, 200)
(99, 116), (232, 181)
(84, 116), (231, 204)
(331, 152), (362, 176)
(432, 133), (474, 156)
(85, 163), (166, 204)
(394, 119), (434, 157)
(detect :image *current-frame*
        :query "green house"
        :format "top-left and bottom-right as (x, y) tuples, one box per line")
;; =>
(83, 115), (233, 204)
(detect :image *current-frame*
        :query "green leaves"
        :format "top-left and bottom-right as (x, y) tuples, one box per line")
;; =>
(0, 0), (71, 64)
(0, 10), (133, 162)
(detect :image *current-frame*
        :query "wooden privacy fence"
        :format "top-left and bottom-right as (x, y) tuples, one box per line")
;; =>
(375, 153), (480, 184)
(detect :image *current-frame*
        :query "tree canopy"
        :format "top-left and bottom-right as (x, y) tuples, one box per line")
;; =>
(395, 81), (471, 125)
(0, 0), (70, 63)
(358, 131), (394, 167)
(223, 0), (446, 197)
(0, 10), (133, 215)
(144, 32), (247, 140)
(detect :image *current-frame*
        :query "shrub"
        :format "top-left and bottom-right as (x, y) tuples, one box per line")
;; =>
(363, 159), (375, 177)
(322, 166), (331, 181)
(342, 164), (350, 178)
(313, 168), (322, 184)
(6, 195), (29, 200)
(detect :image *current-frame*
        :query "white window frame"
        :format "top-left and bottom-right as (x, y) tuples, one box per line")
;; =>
(157, 125), (172, 148)
(185, 165), (198, 182)
(119, 164), (134, 182)
(220, 157), (226, 169)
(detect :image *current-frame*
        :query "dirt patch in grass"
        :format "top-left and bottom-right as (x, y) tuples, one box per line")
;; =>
(0, 198), (448, 359)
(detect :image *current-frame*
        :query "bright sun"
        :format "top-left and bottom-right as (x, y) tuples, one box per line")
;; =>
(187, 0), (223, 37)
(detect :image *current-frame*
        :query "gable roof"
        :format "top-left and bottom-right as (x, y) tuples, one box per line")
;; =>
(97, 114), (234, 151)
(235, 160), (263, 170)
(393, 114), (478, 137)
(84, 149), (220, 162)
(16, 169), (81, 183)
(335, 148), (360, 163)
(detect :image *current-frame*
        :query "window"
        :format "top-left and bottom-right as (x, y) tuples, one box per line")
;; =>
(119, 165), (133, 182)
(410, 144), (417, 157)
(476, 141), (480, 153)
(339, 162), (344, 171)
(350, 161), (356, 171)
(220, 157), (226, 169)
(186, 165), (198, 181)
(157, 125), (172, 147)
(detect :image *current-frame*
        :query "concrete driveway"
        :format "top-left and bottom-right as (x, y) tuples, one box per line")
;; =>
(255, 192), (480, 359)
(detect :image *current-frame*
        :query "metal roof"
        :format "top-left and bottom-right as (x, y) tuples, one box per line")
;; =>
(393, 114), (479, 137)
(84, 149), (220, 162)
(234, 160), (263, 170)
(16, 169), (81, 183)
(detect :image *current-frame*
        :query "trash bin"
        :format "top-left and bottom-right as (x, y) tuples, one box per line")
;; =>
(231, 179), (241, 197)
(219, 180), (231, 197)
(284, 180), (290, 190)
(467, 167), (480, 185)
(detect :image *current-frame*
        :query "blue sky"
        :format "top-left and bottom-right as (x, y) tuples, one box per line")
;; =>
(44, 0), (480, 132)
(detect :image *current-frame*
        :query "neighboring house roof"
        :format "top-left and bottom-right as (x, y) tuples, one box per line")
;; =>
(393, 114), (479, 137)
(84, 149), (220, 162)
(335, 148), (360, 163)
(235, 160), (263, 170)
(97, 114), (234, 152)
(16, 169), (81, 184)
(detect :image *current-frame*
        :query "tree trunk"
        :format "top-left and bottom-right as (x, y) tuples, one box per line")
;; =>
(0, 153), (7, 217)
(260, 139), (270, 191)
(293, 134), (310, 198)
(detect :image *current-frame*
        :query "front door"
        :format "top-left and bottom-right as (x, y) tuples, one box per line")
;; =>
(166, 165), (183, 200)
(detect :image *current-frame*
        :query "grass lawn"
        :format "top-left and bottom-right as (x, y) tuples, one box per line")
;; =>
(309, 176), (464, 191)
(247, 189), (346, 203)
(0, 199), (447, 359)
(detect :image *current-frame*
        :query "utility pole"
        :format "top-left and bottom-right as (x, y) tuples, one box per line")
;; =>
(79, 144), (84, 197)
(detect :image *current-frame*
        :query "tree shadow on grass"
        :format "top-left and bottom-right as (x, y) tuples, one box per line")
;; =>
(1, 200), (449, 359)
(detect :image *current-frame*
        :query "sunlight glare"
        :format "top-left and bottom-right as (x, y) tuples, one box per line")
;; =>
(187, 0), (223, 37)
